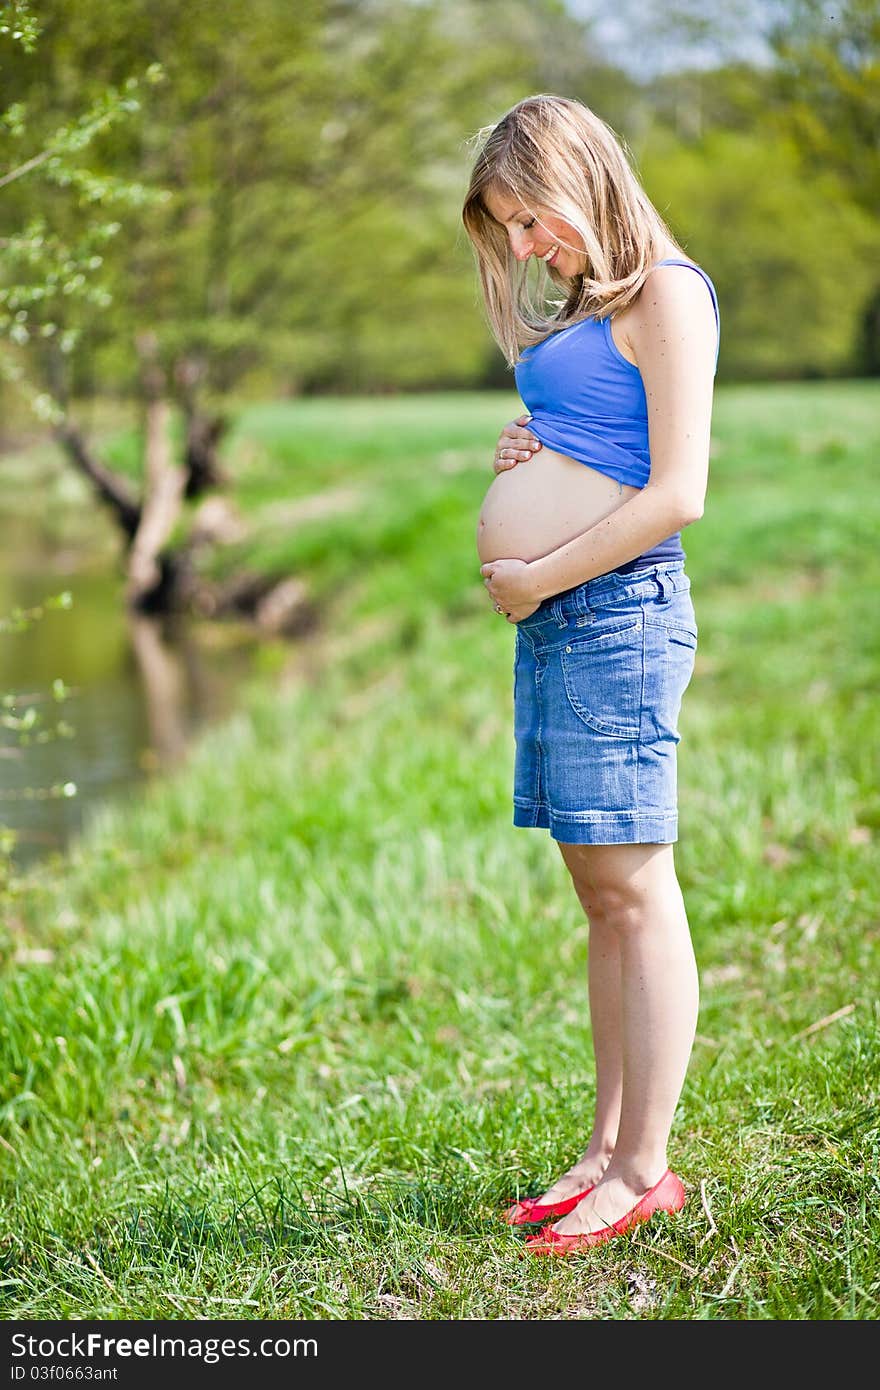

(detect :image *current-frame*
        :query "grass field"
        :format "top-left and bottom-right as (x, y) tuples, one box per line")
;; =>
(1, 382), (878, 1320)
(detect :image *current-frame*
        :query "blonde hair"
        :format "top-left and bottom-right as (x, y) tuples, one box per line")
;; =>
(462, 94), (686, 364)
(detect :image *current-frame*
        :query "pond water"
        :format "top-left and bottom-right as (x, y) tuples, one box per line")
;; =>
(0, 475), (267, 871)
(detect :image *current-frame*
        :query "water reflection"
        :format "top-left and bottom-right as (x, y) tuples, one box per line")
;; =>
(1, 507), (264, 869)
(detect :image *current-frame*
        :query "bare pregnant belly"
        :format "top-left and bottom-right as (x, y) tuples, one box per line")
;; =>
(476, 446), (639, 565)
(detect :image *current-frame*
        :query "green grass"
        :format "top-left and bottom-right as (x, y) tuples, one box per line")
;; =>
(1, 382), (879, 1319)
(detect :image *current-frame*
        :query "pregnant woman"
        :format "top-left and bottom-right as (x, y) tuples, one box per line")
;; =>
(462, 95), (720, 1255)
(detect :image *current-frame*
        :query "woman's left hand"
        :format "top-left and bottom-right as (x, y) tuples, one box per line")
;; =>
(481, 558), (541, 623)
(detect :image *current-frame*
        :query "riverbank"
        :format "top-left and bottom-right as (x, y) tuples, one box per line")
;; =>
(2, 382), (879, 1319)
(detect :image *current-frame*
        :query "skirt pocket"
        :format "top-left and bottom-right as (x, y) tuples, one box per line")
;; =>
(644, 624), (697, 745)
(560, 617), (643, 739)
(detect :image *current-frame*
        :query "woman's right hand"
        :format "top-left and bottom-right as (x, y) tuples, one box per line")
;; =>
(493, 415), (542, 474)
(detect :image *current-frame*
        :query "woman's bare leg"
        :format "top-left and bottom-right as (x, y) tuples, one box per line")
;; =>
(531, 845), (623, 1205)
(545, 840), (699, 1233)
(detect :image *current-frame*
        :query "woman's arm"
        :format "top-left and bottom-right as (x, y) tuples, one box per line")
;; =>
(483, 266), (717, 609)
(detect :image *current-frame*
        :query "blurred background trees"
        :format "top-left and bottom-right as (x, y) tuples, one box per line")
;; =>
(2, 0), (878, 411)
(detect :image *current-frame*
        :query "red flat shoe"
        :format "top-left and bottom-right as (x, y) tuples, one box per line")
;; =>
(502, 1186), (594, 1226)
(524, 1170), (686, 1254)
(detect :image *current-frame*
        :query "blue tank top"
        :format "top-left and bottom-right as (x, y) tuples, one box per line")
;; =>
(514, 259), (720, 573)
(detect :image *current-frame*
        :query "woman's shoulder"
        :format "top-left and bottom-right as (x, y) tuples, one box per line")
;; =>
(645, 254), (712, 286)
(626, 257), (720, 367)
(636, 256), (718, 322)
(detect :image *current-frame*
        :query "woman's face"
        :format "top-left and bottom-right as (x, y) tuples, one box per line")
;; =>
(482, 185), (587, 278)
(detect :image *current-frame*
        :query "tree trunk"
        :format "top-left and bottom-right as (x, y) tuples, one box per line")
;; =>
(126, 337), (188, 609)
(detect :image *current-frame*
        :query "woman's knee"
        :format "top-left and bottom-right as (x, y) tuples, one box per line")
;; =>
(558, 841), (677, 933)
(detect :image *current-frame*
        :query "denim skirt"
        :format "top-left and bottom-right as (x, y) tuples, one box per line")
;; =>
(512, 561), (697, 844)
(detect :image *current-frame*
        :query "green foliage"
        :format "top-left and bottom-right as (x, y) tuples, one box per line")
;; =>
(0, 0), (38, 52)
(769, 0), (880, 215)
(3, 0), (879, 401)
(1, 0), (553, 398)
(639, 125), (880, 379)
(0, 5), (164, 419)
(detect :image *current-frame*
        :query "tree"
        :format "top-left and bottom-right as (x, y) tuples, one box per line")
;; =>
(0, 4), (237, 612)
(0, 1), (163, 421)
(769, 0), (880, 216)
(1, 0), (600, 398)
(638, 123), (878, 379)
(769, 0), (880, 372)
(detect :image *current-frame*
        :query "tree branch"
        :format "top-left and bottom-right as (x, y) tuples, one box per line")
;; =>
(53, 419), (142, 540)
